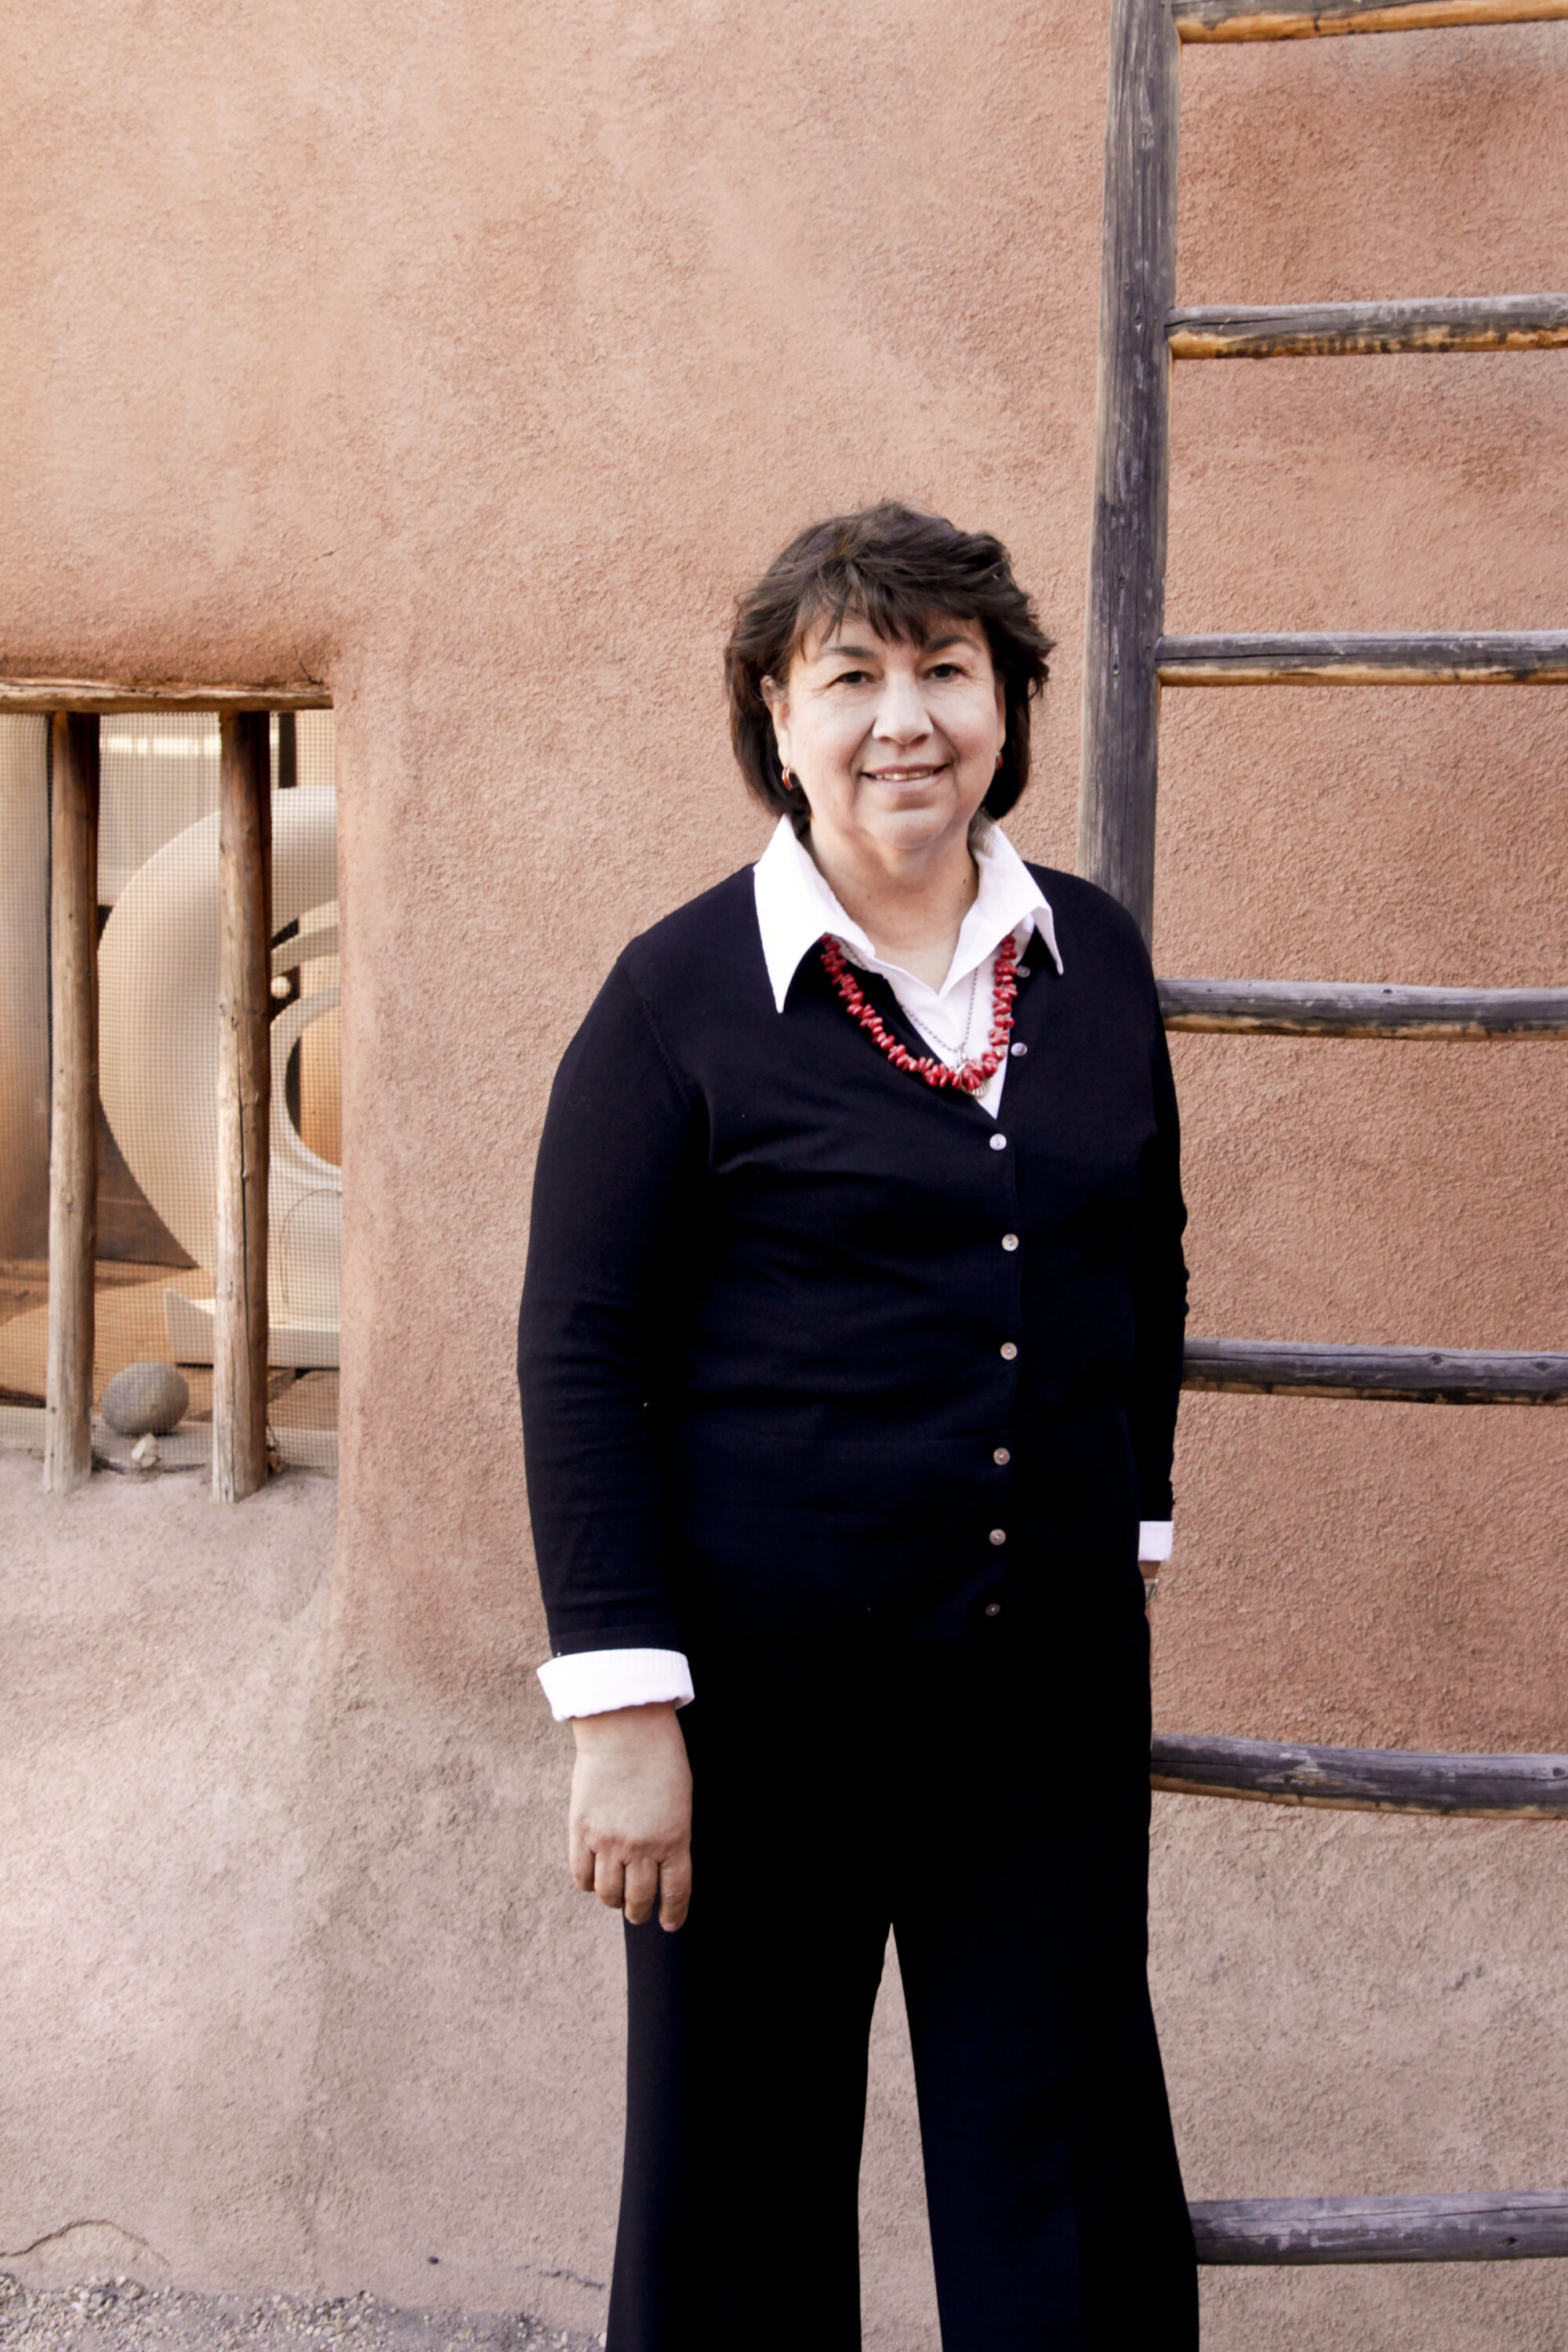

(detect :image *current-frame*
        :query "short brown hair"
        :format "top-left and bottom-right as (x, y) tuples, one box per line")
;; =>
(724, 502), (1054, 823)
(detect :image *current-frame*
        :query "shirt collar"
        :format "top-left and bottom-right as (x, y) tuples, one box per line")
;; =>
(752, 815), (1062, 1014)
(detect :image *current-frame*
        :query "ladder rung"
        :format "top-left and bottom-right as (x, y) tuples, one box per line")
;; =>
(1183, 1337), (1568, 1402)
(1152, 1732), (1568, 1815)
(1157, 630), (1568, 684)
(1190, 2192), (1568, 2263)
(1160, 978), (1568, 1037)
(1167, 293), (1568, 358)
(1176, 0), (1568, 41)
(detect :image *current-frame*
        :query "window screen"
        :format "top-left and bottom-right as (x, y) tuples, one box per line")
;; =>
(0, 710), (341, 1473)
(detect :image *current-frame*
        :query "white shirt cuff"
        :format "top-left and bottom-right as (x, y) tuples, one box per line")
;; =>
(1138, 1521), (1173, 1564)
(536, 1647), (695, 1722)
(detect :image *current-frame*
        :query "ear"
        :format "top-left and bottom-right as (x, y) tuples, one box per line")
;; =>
(993, 671), (1007, 750)
(760, 674), (792, 770)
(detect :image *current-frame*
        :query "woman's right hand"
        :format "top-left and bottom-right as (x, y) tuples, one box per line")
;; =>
(569, 1701), (693, 1932)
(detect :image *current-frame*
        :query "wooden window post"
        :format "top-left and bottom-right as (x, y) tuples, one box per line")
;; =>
(43, 712), (100, 1491)
(213, 711), (272, 1501)
(1077, 0), (1181, 949)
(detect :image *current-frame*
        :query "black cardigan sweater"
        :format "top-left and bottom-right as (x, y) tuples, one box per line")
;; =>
(517, 862), (1187, 1657)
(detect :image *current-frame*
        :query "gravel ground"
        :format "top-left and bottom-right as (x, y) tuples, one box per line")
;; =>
(0, 2278), (605, 2352)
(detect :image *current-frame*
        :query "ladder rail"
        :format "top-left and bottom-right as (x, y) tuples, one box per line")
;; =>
(1076, 0), (1181, 949)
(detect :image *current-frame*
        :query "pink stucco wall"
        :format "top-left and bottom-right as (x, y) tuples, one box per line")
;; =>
(3, 3), (1567, 2343)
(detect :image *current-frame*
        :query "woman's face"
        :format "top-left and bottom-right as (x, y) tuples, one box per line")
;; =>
(763, 612), (1005, 864)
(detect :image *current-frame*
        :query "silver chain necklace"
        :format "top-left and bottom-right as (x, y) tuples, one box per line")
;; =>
(903, 963), (983, 1072)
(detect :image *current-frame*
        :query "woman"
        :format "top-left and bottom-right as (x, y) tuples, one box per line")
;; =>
(518, 503), (1196, 2351)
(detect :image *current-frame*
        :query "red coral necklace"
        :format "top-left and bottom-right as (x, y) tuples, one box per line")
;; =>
(819, 932), (1019, 1095)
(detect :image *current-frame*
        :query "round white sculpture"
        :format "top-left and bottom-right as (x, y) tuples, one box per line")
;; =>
(99, 787), (341, 1363)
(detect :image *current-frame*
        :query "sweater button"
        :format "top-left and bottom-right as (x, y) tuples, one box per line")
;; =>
(989, 1133), (1007, 1151)
(993, 1446), (1011, 1465)
(1015, 964), (1031, 979)
(989, 1528), (1007, 1546)
(1000, 1341), (1018, 1361)
(1001, 1232), (1018, 1251)
(983, 1601), (1003, 1618)
(1010, 1041), (1028, 1057)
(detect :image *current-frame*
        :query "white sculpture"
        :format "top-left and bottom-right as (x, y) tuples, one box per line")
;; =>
(99, 786), (341, 1368)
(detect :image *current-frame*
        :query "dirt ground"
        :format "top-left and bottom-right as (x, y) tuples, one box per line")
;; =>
(0, 2278), (604, 2352)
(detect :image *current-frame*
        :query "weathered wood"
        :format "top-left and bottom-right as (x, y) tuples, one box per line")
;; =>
(1167, 293), (1568, 358)
(1076, 0), (1181, 949)
(0, 679), (330, 714)
(43, 714), (100, 1492)
(1175, 0), (1568, 38)
(1183, 1336), (1568, 1403)
(1157, 630), (1568, 684)
(1191, 2192), (1568, 2263)
(1152, 1732), (1568, 1815)
(213, 713), (272, 1503)
(1160, 978), (1568, 1037)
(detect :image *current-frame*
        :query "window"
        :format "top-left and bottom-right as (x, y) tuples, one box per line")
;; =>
(0, 694), (339, 1489)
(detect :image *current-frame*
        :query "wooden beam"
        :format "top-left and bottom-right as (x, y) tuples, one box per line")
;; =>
(1157, 630), (1568, 684)
(1183, 1336), (1568, 1402)
(1168, 293), (1568, 358)
(1152, 1732), (1568, 1815)
(0, 680), (331, 714)
(1175, 0), (1568, 39)
(1191, 2192), (1568, 2263)
(43, 714), (100, 1492)
(1160, 978), (1568, 1037)
(1076, 0), (1181, 949)
(213, 713), (272, 1502)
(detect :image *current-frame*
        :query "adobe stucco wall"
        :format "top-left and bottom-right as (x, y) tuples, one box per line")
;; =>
(2, 2), (1567, 2344)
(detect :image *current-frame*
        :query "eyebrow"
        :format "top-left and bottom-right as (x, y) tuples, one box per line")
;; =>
(818, 633), (975, 661)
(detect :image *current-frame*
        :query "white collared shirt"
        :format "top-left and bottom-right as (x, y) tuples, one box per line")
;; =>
(751, 814), (1062, 1114)
(536, 822), (1171, 1722)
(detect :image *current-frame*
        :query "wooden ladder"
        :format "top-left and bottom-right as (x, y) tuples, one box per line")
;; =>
(1078, 0), (1568, 2273)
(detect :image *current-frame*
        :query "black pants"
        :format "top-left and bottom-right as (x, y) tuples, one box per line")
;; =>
(608, 1584), (1198, 2352)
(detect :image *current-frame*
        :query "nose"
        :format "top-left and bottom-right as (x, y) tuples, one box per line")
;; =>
(870, 666), (934, 746)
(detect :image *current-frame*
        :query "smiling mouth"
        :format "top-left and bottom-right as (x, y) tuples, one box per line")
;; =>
(862, 762), (948, 784)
